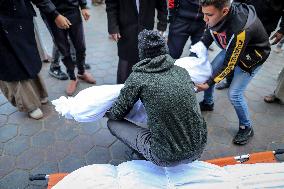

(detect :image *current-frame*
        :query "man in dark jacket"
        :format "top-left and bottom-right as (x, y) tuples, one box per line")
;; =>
(216, 0), (284, 90)
(40, 0), (96, 96)
(106, 30), (207, 166)
(0, 0), (66, 119)
(168, 0), (205, 59)
(196, 0), (270, 145)
(105, 0), (167, 84)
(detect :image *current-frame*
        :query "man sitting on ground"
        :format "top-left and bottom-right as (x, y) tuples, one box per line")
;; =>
(105, 30), (207, 167)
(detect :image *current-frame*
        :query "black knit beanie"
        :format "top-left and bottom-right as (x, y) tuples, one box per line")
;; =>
(138, 29), (168, 60)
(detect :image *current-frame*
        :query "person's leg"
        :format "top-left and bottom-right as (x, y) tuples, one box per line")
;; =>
(68, 22), (85, 75)
(274, 38), (284, 53)
(200, 50), (226, 111)
(228, 66), (261, 144)
(117, 58), (135, 84)
(49, 44), (69, 80)
(68, 36), (91, 70)
(107, 119), (172, 166)
(43, 17), (79, 96)
(168, 18), (190, 59)
(189, 22), (205, 46)
(42, 17), (75, 79)
(264, 67), (284, 104)
(68, 21), (96, 84)
(33, 18), (51, 63)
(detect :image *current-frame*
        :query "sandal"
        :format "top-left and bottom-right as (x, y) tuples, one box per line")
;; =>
(264, 94), (281, 103)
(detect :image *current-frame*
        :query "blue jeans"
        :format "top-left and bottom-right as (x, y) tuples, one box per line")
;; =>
(204, 50), (261, 127)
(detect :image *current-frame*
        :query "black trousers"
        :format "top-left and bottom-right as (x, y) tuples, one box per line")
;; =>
(43, 14), (86, 80)
(107, 119), (194, 167)
(168, 17), (205, 59)
(117, 58), (136, 84)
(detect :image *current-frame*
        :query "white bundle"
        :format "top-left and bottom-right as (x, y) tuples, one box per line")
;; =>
(52, 84), (147, 123)
(174, 41), (212, 84)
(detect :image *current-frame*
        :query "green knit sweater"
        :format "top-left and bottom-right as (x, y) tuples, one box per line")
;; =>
(108, 54), (207, 162)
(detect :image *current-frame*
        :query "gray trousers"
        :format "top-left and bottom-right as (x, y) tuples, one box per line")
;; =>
(107, 119), (193, 167)
(275, 67), (284, 103)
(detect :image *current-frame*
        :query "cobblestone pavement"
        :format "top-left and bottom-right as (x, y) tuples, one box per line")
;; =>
(0, 2), (284, 189)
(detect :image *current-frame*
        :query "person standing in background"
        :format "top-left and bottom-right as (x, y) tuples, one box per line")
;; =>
(105, 0), (168, 84)
(0, 0), (66, 119)
(40, 0), (96, 96)
(167, 0), (206, 59)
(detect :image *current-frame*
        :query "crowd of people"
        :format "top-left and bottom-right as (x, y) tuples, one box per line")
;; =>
(0, 0), (283, 167)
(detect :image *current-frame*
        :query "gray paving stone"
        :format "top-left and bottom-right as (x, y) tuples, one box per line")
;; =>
(0, 169), (30, 189)
(31, 161), (59, 177)
(70, 135), (96, 156)
(43, 114), (67, 131)
(95, 117), (108, 129)
(86, 146), (111, 164)
(32, 130), (55, 147)
(0, 142), (3, 155)
(24, 184), (47, 189)
(0, 94), (8, 106)
(208, 126), (233, 146)
(58, 155), (86, 173)
(55, 126), (79, 142)
(16, 148), (45, 170)
(109, 140), (131, 161)
(78, 122), (102, 135)
(254, 113), (280, 127)
(248, 101), (268, 114)
(0, 155), (16, 179)
(45, 141), (70, 162)
(205, 114), (227, 128)
(4, 136), (30, 156)
(7, 111), (29, 125)
(0, 103), (17, 116)
(0, 114), (8, 127)
(93, 129), (117, 147)
(223, 109), (239, 123)
(18, 121), (42, 136)
(0, 124), (18, 142)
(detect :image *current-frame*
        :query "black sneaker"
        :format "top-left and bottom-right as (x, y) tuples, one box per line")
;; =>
(215, 81), (230, 90)
(233, 126), (254, 145)
(49, 68), (68, 80)
(199, 100), (214, 111)
(84, 63), (91, 70)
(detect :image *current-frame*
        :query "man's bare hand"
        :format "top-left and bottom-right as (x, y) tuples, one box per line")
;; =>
(270, 32), (284, 45)
(109, 33), (121, 42)
(55, 15), (72, 29)
(81, 9), (91, 21)
(195, 83), (209, 92)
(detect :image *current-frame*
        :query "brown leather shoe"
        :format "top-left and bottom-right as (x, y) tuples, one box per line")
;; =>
(66, 79), (78, 96)
(77, 72), (96, 84)
(264, 94), (283, 104)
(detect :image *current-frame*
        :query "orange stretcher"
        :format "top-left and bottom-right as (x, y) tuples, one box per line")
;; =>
(29, 149), (284, 189)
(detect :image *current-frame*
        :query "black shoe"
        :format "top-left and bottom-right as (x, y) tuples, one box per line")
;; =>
(233, 127), (254, 145)
(49, 68), (68, 80)
(199, 100), (214, 111)
(215, 81), (230, 90)
(84, 63), (91, 70)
